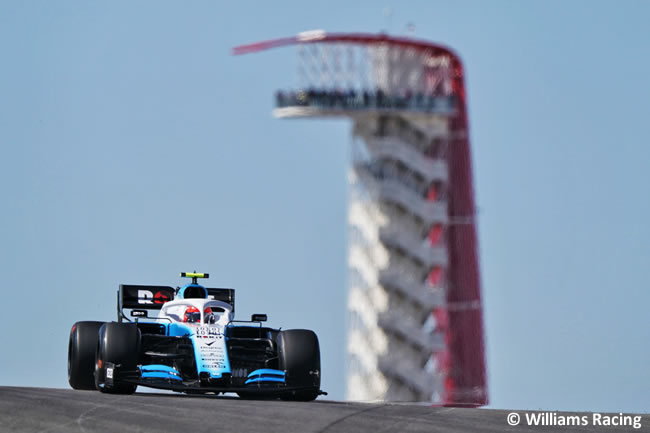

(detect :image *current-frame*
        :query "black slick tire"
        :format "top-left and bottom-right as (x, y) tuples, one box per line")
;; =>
(68, 321), (104, 390)
(277, 329), (321, 401)
(95, 322), (140, 394)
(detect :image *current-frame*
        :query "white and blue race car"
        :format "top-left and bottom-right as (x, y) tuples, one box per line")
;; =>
(68, 272), (324, 401)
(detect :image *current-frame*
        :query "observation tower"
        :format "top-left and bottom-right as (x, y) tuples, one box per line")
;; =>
(234, 31), (487, 405)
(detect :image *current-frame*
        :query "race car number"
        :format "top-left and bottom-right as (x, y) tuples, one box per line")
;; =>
(196, 326), (223, 338)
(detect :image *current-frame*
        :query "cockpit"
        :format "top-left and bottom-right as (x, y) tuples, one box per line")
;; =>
(160, 300), (232, 325)
(183, 305), (227, 324)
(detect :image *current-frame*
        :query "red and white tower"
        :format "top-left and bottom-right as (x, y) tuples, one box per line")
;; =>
(234, 31), (487, 405)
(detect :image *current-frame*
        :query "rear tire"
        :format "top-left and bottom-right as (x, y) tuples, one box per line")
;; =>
(68, 321), (104, 390)
(95, 322), (140, 394)
(277, 329), (321, 401)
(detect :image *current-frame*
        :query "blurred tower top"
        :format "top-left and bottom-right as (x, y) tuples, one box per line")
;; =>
(233, 31), (465, 120)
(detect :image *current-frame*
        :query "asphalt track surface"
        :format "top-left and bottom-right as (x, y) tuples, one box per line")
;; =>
(0, 387), (648, 432)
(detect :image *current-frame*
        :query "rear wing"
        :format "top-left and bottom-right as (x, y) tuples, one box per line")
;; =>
(206, 288), (235, 312)
(117, 284), (236, 321)
(120, 285), (175, 309)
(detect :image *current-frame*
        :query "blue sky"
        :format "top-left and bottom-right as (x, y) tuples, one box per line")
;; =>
(1, 1), (649, 413)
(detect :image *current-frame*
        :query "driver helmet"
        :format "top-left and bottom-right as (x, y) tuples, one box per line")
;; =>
(183, 306), (201, 323)
(204, 307), (215, 324)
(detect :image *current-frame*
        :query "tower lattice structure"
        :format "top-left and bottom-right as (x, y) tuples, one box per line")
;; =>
(234, 31), (487, 405)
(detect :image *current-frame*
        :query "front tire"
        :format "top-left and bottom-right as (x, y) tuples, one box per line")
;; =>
(68, 321), (104, 390)
(95, 322), (140, 394)
(277, 329), (321, 401)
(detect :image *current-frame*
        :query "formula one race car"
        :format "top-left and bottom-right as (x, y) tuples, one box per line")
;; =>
(68, 273), (324, 401)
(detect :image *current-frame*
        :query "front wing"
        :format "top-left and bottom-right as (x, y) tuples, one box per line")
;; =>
(104, 363), (326, 396)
